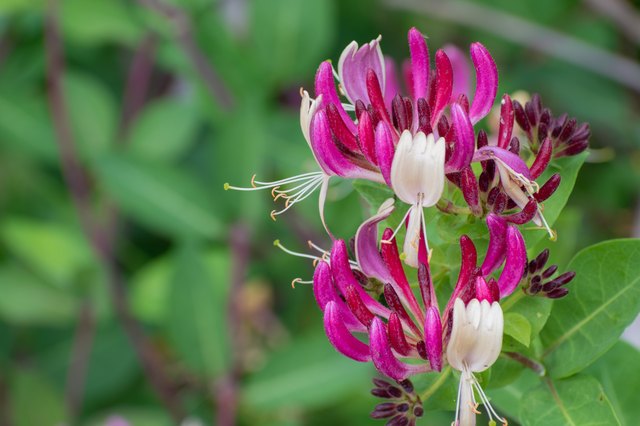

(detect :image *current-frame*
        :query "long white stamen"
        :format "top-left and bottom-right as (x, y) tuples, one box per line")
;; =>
(274, 240), (324, 263)
(270, 176), (325, 220)
(471, 374), (507, 425)
(381, 206), (413, 245)
(225, 171), (324, 191)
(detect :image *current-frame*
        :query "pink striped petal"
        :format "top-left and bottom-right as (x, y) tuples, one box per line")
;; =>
(497, 94), (514, 149)
(338, 37), (385, 106)
(355, 198), (395, 283)
(314, 61), (356, 133)
(313, 261), (366, 332)
(357, 110), (378, 165)
(430, 50), (453, 127)
(480, 214), (508, 276)
(497, 226), (526, 298)
(469, 43), (498, 124)
(374, 120), (395, 187)
(324, 302), (371, 362)
(370, 318), (429, 380)
(443, 44), (470, 102)
(424, 306), (443, 371)
(381, 228), (424, 323)
(408, 27), (430, 101)
(446, 103), (475, 173)
(330, 240), (390, 318)
(473, 146), (532, 180)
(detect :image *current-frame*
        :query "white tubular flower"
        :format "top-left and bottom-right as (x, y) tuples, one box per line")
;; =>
(389, 130), (445, 267)
(447, 298), (506, 426)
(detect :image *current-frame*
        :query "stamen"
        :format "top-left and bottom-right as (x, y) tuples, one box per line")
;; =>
(381, 207), (413, 245)
(291, 278), (313, 288)
(470, 373), (508, 425)
(274, 239), (323, 263)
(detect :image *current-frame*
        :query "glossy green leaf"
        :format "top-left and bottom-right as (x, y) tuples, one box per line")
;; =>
(166, 245), (230, 377)
(96, 155), (222, 239)
(587, 341), (640, 425)
(541, 239), (640, 378)
(127, 99), (200, 162)
(243, 334), (373, 411)
(519, 375), (621, 426)
(504, 312), (531, 347)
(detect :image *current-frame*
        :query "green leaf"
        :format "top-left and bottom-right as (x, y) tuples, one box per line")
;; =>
(587, 341), (640, 425)
(522, 152), (588, 249)
(96, 155), (222, 239)
(504, 312), (531, 347)
(64, 72), (117, 159)
(166, 245), (230, 377)
(541, 239), (640, 378)
(0, 266), (79, 325)
(1, 218), (95, 289)
(243, 334), (373, 411)
(61, 0), (142, 46)
(502, 292), (552, 336)
(352, 180), (393, 211)
(250, 0), (335, 85)
(127, 99), (200, 162)
(10, 369), (68, 426)
(519, 375), (621, 426)
(130, 256), (173, 324)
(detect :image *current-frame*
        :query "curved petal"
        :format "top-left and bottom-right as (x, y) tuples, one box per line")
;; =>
(497, 94), (514, 149)
(370, 318), (430, 380)
(324, 302), (371, 362)
(384, 56), (400, 111)
(473, 146), (532, 180)
(443, 44), (470, 102)
(338, 36), (385, 106)
(446, 103), (475, 173)
(374, 120), (396, 187)
(480, 214), (508, 276)
(313, 261), (365, 331)
(331, 240), (391, 318)
(355, 198), (395, 283)
(314, 61), (356, 133)
(430, 50), (453, 127)
(408, 27), (430, 102)
(469, 42), (498, 124)
(424, 306), (443, 371)
(497, 226), (526, 298)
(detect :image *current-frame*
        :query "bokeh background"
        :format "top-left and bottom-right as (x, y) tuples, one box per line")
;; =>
(1, 0), (639, 425)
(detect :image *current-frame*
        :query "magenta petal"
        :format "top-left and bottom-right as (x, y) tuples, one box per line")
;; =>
(443, 44), (470, 103)
(374, 120), (395, 187)
(443, 235), (478, 324)
(388, 313), (413, 356)
(424, 306), (442, 371)
(469, 42), (498, 124)
(358, 110), (378, 165)
(355, 199), (395, 283)
(313, 261), (366, 332)
(384, 57), (400, 111)
(431, 50), (453, 127)
(314, 61), (356, 133)
(324, 302), (371, 362)
(446, 103), (475, 173)
(498, 226), (526, 298)
(473, 146), (532, 180)
(480, 214), (508, 276)
(331, 240), (391, 318)
(370, 318), (429, 380)
(497, 94), (514, 149)
(459, 166), (481, 216)
(381, 229), (424, 323)
(408, 27), (430, 101)
(338, 38), (385, 106)
(529, 137), (552, 179)
(475, 276), (492, 302)
(326, 103), (359, 152)
(367, 69), (392, 125)
(311, 110), (382, 181)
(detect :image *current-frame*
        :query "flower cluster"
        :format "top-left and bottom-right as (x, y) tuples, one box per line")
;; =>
(228, 27), (588, 426)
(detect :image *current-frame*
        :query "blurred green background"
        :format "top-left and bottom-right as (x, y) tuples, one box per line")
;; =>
(0, 0), (639, 425)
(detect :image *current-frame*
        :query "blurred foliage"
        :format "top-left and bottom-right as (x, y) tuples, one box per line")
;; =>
(0, 0), (639, 425)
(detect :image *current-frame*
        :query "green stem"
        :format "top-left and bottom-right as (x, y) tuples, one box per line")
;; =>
(420, 367), (452, 401)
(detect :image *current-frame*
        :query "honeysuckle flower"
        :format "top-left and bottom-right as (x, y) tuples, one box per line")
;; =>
(313, 201), (526, 382)
(447, 298), (507, 426)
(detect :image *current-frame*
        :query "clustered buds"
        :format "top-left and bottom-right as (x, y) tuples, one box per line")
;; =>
(513, 94), (590, 158)
(522, 249), (576, 298)
(370, 378), (423, 426)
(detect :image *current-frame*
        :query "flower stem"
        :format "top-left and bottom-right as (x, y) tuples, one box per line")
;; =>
(504, 351), (546, 376)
